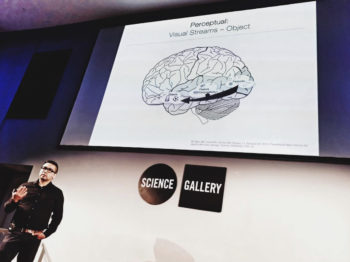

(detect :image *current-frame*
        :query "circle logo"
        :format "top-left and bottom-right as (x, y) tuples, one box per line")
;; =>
(138, 163), (177, 205)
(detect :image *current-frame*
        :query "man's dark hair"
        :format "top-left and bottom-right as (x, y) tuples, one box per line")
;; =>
(44, 160), (59, 173)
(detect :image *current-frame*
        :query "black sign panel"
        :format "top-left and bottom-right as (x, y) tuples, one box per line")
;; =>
(138, 163), (177, 205)
(179, 164), (226, 212)
(6, 49), (72, 119)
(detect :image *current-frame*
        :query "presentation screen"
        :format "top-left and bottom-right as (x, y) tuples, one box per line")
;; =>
(62, 1), (325, 157)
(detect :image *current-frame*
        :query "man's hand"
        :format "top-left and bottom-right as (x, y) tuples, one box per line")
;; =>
(34, 232), (46, 240)
(11, 186), (27, 203)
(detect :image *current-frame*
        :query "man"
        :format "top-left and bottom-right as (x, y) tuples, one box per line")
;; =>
(0, 160), (64, 262)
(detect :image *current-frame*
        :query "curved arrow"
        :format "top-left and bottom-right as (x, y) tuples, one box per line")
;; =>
(181, 85), (238, 104)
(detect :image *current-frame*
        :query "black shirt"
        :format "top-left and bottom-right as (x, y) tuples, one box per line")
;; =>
(4, 180), (64, 238)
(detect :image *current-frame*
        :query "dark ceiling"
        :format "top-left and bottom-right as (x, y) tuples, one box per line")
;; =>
(0, 0), (311, 32)
(0, 0), (231, 32)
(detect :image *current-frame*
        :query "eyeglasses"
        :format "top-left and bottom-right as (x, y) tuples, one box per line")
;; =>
(41, 166), (56, 173)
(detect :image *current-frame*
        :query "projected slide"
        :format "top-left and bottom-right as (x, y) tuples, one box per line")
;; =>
(74, 2), (318, 156)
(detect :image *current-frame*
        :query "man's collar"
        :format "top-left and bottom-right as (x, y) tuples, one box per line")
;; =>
(35, 179), (52, 188)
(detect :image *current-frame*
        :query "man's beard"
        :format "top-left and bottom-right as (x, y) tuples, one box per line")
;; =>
(40, 174), (49, 181)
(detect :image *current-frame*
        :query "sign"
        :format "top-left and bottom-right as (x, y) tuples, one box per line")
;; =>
(138, 163), (177, 205)
(179, 164), (226, 212)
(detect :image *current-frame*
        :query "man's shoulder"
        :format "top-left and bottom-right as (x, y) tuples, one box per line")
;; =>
(50, 183), (63, 192)
(49, 183), (64, 197)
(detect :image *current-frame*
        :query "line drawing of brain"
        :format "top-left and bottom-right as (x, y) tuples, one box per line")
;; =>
(142, 46), (255, 124)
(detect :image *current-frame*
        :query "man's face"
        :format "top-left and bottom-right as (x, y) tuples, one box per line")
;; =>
(39, 162), (57, 182)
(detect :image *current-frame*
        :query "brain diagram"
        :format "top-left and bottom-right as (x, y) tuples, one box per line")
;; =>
(142, 46), (255, 123)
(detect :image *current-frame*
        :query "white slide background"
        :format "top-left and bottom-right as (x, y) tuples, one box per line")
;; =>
(90, 2), (318, 156)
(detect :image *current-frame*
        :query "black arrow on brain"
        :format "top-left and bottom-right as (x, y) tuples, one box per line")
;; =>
(181, 85), (238, 103)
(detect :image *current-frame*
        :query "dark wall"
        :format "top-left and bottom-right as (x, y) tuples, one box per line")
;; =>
(317, 0), (350, 156)
(0, 26), (99, 162)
